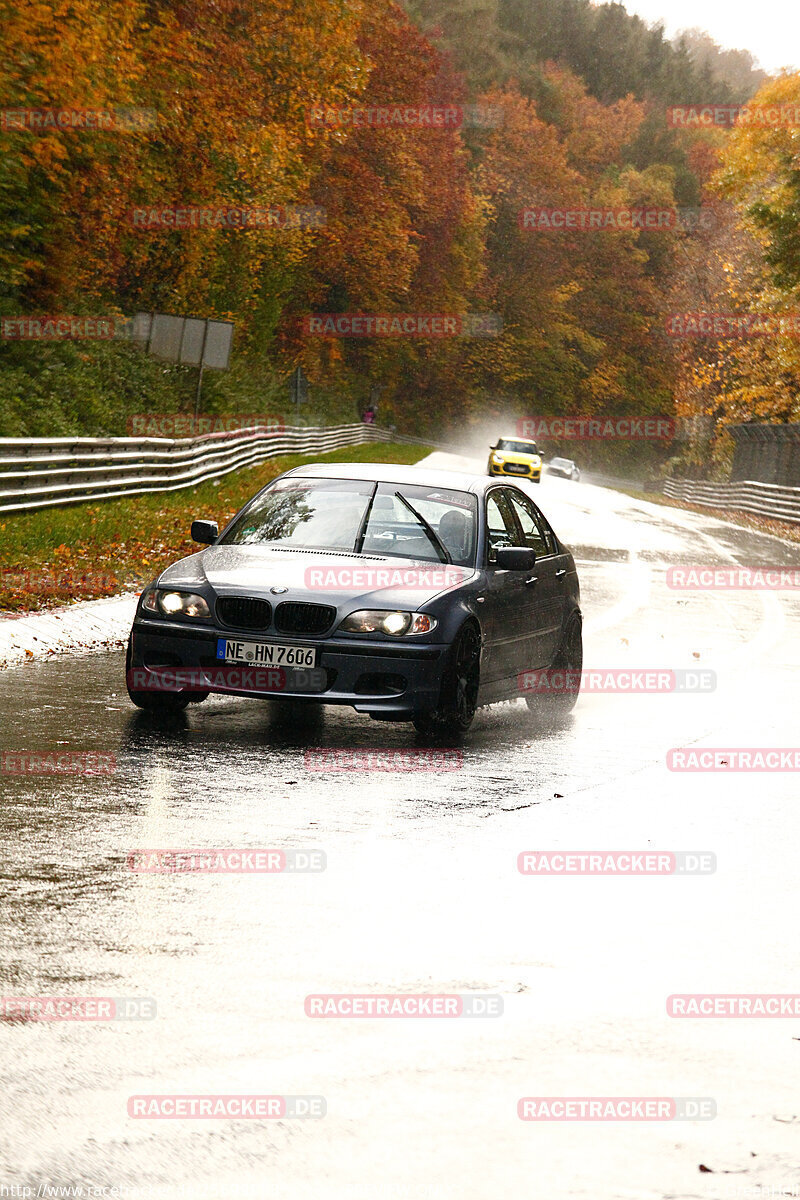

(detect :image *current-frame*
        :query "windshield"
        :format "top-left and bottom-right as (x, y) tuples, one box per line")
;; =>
(497, 439), (538, 454)
(363, 484), (477, 565)
(220, 478), (478, 566)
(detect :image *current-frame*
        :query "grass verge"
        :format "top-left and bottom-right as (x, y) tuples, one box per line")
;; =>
(0, 442), (432, 613)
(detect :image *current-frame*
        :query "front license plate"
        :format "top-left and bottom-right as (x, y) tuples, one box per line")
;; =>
(216, 639), (317, 667)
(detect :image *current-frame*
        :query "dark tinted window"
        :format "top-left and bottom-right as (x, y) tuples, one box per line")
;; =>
(506, 488), (557, 556)
(485, 489), (518, 562)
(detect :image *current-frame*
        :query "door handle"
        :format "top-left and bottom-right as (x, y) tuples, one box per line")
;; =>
(525, 575), (538, 587)
(555, 569), (567, 579)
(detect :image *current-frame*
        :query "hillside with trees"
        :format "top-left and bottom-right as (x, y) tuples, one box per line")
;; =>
(1, 0), (795, 475)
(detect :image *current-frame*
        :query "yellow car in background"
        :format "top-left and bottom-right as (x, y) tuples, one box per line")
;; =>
(487, 436), (542, 482)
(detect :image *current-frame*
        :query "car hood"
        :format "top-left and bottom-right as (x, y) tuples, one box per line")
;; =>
(157, 545), (477, 607)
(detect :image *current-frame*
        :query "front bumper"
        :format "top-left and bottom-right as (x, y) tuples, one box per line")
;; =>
(488, 462), (541, 480)
(128, 617), (447, 719)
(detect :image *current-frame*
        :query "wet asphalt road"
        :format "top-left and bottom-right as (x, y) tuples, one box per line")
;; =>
(1, 456), (799, 1200)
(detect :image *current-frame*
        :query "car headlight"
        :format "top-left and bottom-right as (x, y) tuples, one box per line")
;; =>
(143, 589), (211, 619)
(532, 456), (542, 466)
(338, 610), (437, 637)
(491, 454), (504, 464)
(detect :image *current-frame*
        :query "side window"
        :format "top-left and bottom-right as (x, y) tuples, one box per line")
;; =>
(537, 510), (558, 555)
(506, 489), (555, 556)
(485, 490), (518, 563)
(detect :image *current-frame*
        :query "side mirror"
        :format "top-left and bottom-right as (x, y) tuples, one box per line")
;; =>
(495, 546), (536, 571)
(191, 519), (219, 545)
(489, 443), (498, 450)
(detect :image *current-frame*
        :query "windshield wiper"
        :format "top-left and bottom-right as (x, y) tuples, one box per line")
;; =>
(353, 484), (379, 554)
(393, 491), (451, 564)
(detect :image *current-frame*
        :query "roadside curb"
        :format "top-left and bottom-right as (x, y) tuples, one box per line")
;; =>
(0, 591), (138, 670)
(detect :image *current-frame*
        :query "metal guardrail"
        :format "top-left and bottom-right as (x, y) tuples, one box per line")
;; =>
(6, 419), (800, 526)
(663, 477), (800, 524)
(0, 423), (397, 515)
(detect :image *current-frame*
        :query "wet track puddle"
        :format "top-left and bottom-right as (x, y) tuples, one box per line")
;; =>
(2, 476), (800, 1199)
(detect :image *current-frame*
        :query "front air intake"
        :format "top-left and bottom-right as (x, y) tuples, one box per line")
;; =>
(216, 596), (272, 630)
(274, 601), (336, 636)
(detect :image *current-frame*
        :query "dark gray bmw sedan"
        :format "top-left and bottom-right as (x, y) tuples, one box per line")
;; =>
(126, 461), (582, 735)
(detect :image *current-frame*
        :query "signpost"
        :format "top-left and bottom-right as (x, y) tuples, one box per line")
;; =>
(125, 312), (234, 416)
(290, 365), (308, 418)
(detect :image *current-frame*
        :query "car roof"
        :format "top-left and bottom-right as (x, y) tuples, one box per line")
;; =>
(498, 435), (537, 444)
(283, 460), (496, 494)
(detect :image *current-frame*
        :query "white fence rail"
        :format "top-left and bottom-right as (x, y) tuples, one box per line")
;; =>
(663, 477), (800, 524)
(0, 423), (398, 515)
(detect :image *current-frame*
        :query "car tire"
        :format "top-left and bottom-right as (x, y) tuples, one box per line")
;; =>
(413, 622), (481, 737)
(125, 637), (206, 713)
(525, 613), (582, 718)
